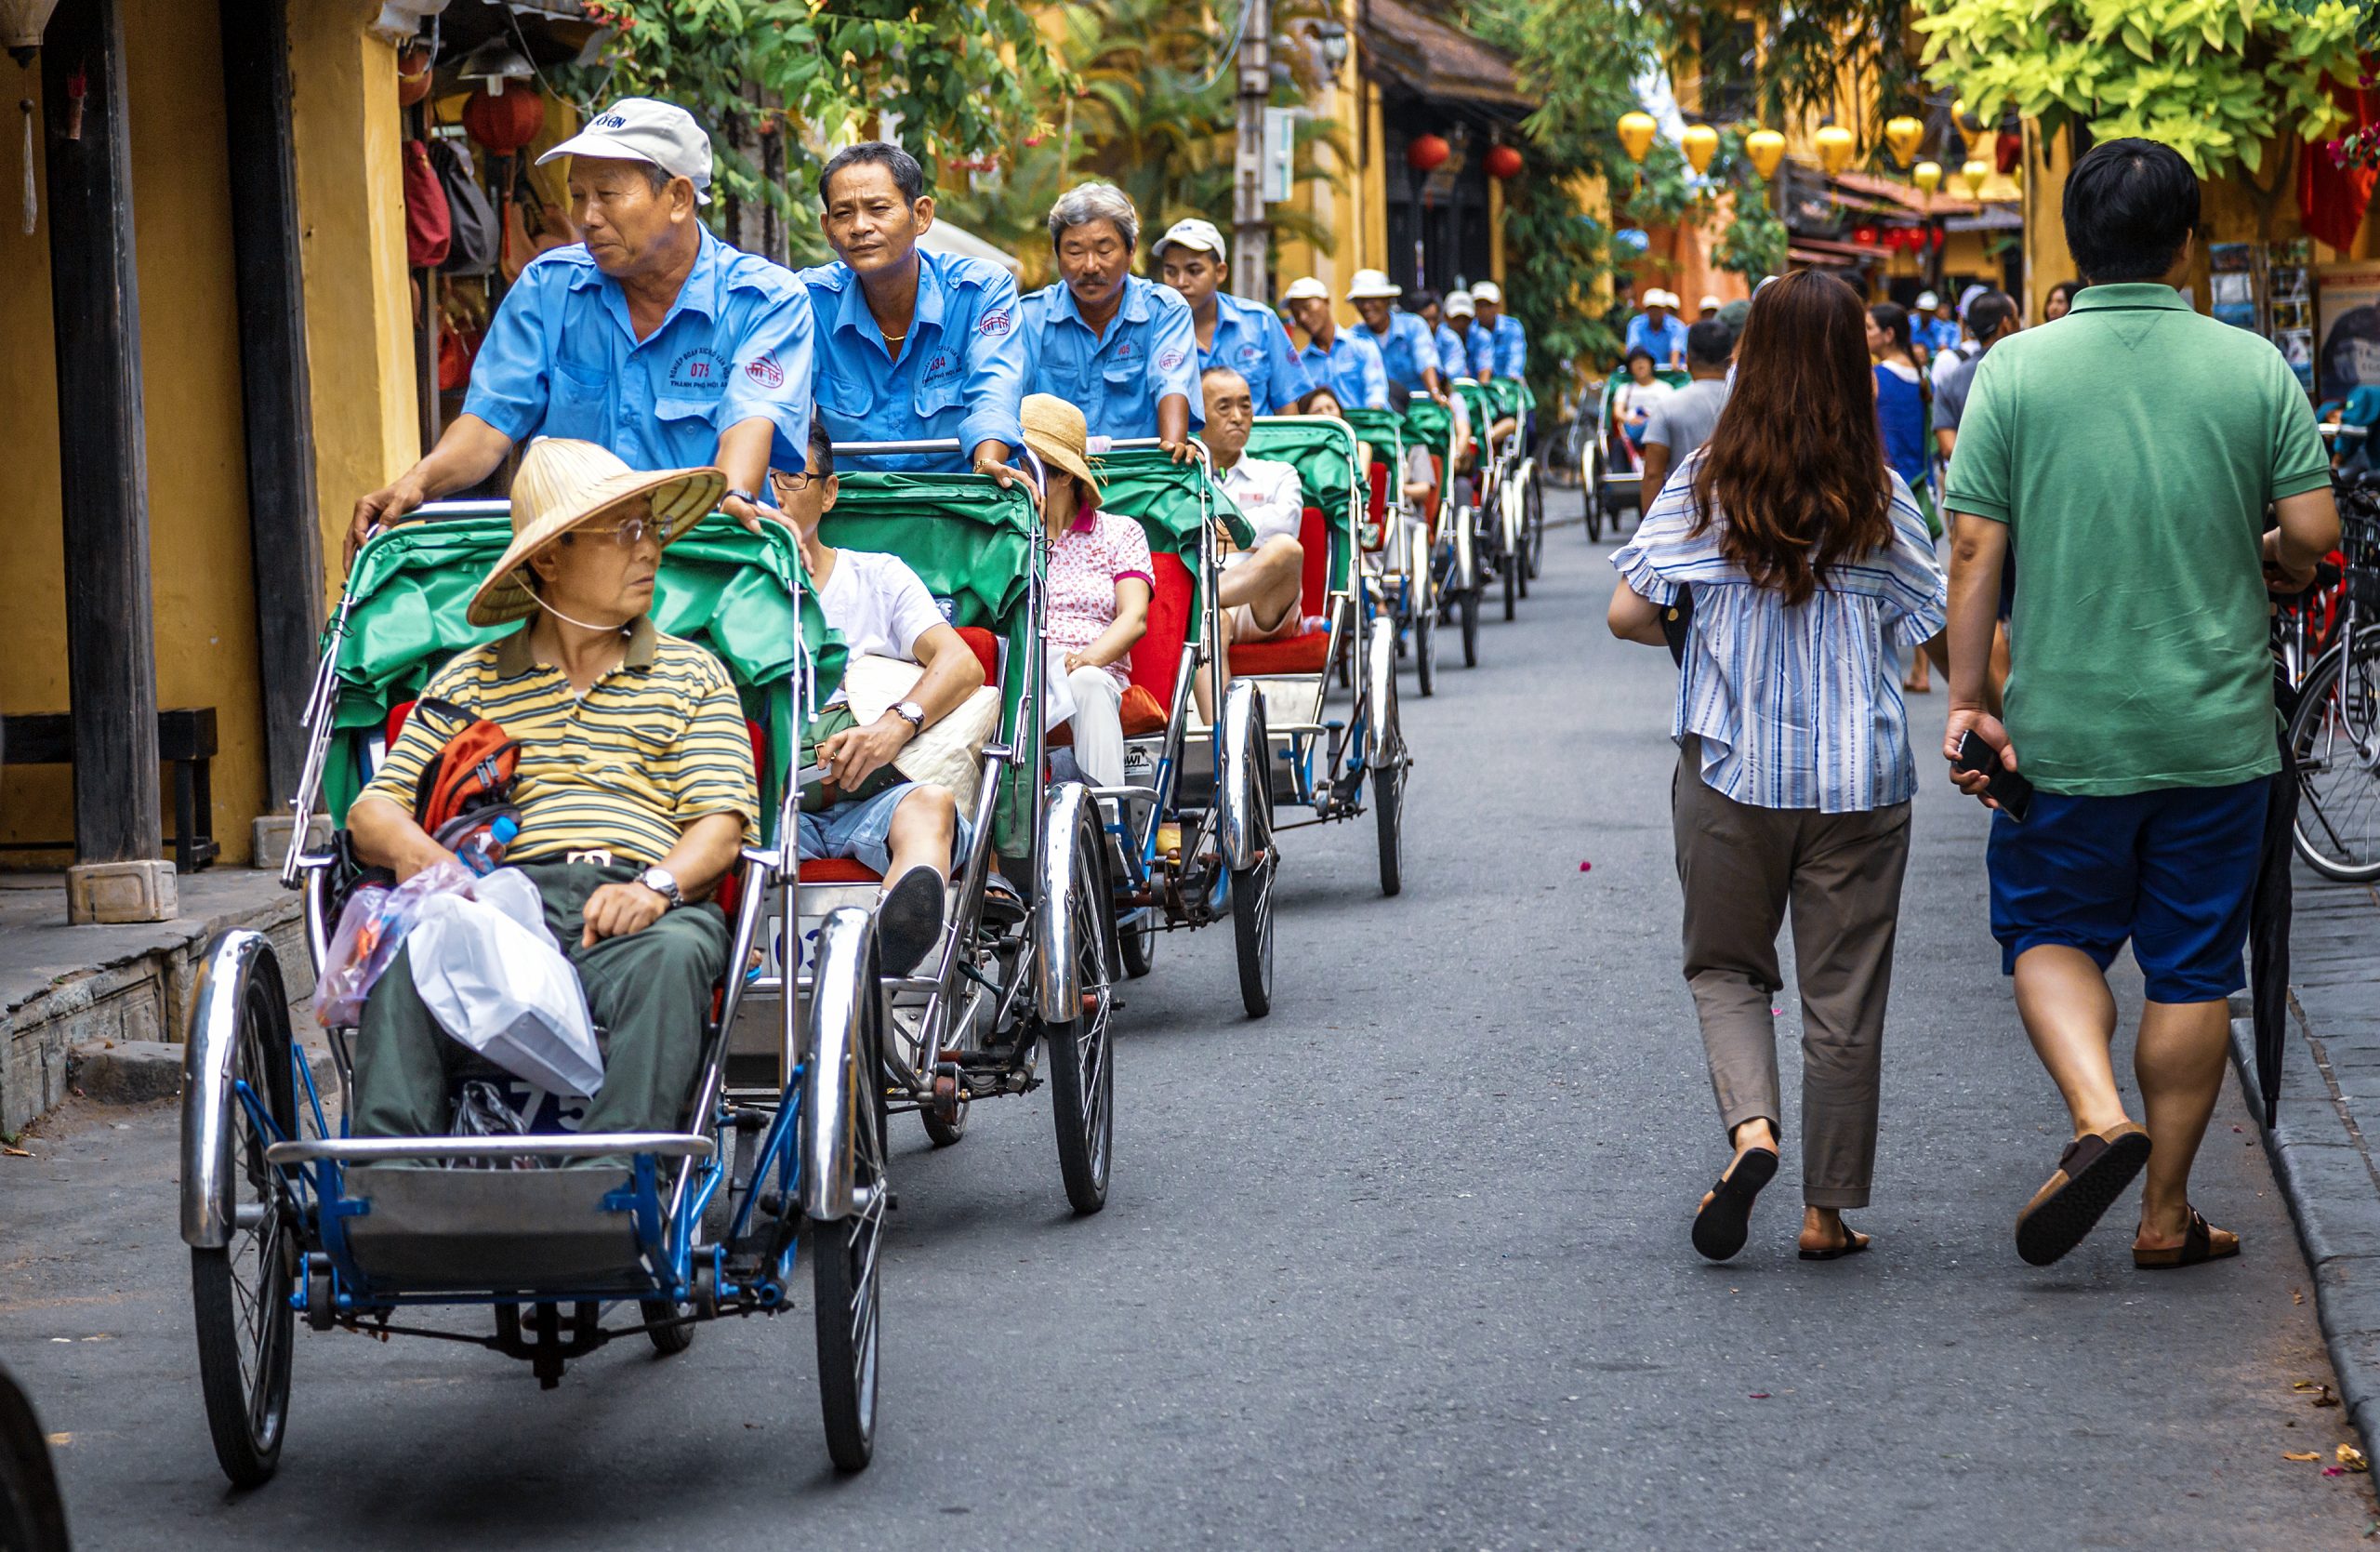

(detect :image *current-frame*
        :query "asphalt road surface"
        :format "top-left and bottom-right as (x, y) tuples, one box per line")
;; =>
(4, 489), (2374, 1549)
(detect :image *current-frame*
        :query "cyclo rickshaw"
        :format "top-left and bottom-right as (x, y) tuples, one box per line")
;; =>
(1341, 403), (1438, 697)
(1584, 365), (1691, 541)
(1236, 415), (1411, 899)
(1399, 393), (1482, 670)
(1488, 374), (1546, 591)
(1454, 378), (1525, 622)
(1075, 442), (1280, 1015)
(750, 447), (1118, 1213)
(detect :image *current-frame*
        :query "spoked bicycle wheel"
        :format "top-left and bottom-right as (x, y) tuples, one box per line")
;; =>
(807, 913), (888, 1474)
(2290, 629), (2380, 882)
(1525, 471), (1546, 577)
(1414, 572), (1437, 697)
(1228, 698), (1276, 1019)
(191, 947), (298, 1490)
(1369, 632), (1406, 898)
(1044, 799), (1117, 1214)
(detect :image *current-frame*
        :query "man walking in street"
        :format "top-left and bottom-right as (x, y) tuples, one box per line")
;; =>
(1634, 319), (1733, 501)
(1942, 139), (2339, 1269)
(349, 99), (814, 560)
(1932, 291), (2019, 466)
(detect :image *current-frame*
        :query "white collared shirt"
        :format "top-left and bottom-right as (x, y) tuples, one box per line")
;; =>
(1217, 455), (1304, 547)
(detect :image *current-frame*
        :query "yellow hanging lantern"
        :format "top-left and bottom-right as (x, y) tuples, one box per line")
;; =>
(1884, 116), (1924, 166)
(1816, 124), (1856, 176)
(1617, 111), (1657, 163)
(1744, 127), (1786, 180)
(1959, 158), (1990, 198)
(1681, 123), (1719, 175)
(1912, 160), (1942, 194)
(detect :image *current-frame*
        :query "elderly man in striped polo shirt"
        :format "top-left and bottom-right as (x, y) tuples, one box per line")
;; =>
(347, 439), (759, 1141)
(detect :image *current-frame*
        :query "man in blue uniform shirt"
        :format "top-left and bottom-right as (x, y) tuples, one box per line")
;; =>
(1440, 290), (1479, 379)
(1620, 286), (1685, 372)
(1283, 276), (1388, 410)
(798, 141), (1025, 477)
(349, 99), (812, 559)
(1153, 217), (1316, 416)
(1347, 269), (1448, 403)
(1471, 280), (1530, 380)
(1019, 183), (1199, 458)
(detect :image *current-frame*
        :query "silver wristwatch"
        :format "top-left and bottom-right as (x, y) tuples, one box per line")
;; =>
(892, 699), (926, 734)
(639, 866), (684, 909)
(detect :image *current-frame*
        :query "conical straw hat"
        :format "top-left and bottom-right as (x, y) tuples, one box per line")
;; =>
(467, 438), (725, 627)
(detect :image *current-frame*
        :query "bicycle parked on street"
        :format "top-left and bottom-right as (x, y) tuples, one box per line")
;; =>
(2277, 460), (2380, 882)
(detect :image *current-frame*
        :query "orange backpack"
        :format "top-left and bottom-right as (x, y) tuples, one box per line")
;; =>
(409, 698), (522, 842)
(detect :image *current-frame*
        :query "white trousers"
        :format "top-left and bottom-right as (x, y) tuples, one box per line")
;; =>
(1066, 666), (1126, 789)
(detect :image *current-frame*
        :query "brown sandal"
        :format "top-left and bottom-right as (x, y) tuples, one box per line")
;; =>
(2133, 1210), (2241, 1269)
(2015, 1122), (2152, 1267)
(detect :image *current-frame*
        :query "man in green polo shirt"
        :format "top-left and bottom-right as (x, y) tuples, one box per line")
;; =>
(1942, 138), (2338, 1271)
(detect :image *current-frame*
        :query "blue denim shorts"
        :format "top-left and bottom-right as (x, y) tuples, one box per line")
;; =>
(1986, 778), (2269, 1003)
(795, 781), (971, 876)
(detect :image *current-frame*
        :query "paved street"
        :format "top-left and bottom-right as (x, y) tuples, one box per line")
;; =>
(4, 490), (2375, 1549)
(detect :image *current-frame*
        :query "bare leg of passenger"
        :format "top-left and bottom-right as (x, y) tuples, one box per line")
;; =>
(878, 786), (958, 975)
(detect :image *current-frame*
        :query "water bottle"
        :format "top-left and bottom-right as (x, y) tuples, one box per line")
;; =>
(456, 815), (519, 876)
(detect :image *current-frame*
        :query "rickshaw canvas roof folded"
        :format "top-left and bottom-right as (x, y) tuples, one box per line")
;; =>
(1401, 398), (1454, 455)
(325, 514), (831, 842)
(819, 471), (1041, 856)
(1339, 405), (1407, 464)
(1246, 417), (1359, 596)
(1097, 448), (1255, 558)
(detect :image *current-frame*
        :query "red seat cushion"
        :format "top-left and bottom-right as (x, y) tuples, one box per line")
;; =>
(1296, 505), (1329, 618)
(385, 699), (416, 749)
(953, 626), (1001, 687)
(799, 857), (881, 883)
(1229, 629), (1331, 676)
(1125, 550), (1195, 717)
(1364, 463), (1389, 550)
(1050, 683), (1167, 747)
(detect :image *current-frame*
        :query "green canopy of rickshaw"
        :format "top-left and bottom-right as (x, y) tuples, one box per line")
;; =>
(1451, 378), (1501, 431)
(1246, 416), (1359, 594)
(1401, 398), (1454, 456)
(820, 471), (1041, 856)
(1339, 405), (1407, 465)
(1095, 447), (1254, 559)
(324, 513), (830, 844)
(1488, 377), (1540, 415)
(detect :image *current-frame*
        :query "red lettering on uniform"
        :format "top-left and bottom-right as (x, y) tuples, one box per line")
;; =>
(745, 352), (785, 389)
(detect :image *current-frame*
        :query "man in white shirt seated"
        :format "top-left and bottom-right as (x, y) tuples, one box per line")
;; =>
(772, 423), (986, 973)
(1199, 365), (1306, 651)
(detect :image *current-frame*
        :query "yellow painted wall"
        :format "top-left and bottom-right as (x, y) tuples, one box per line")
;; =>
(0, 0), (264, 868)
(291, 2), (419, 597)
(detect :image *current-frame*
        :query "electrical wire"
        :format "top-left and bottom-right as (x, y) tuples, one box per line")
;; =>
(1189, 0), (1259, 98)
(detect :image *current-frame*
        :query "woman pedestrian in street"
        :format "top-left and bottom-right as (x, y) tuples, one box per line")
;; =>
(1868, 301), (1937, 691)
(2043, 280), (2081, 323)
(1606, 270), (1948, 1264)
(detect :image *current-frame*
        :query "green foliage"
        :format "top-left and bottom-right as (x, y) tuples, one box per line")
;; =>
(1670, 0), (1929, 146)
(562, 0), (1063, 234)
(1913, 0), (2365, 177)
(934, 0), (1348, 288)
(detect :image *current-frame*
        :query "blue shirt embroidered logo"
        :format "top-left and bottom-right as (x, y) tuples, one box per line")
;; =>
(460, 225), (815, 472)
(1019, 272), (1203, 440)
(1195, 292), (1315, 414)
(797, 246), (1028, 471)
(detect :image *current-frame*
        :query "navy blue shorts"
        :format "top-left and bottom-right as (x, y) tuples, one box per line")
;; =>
(1985, 778), (2268, 1004)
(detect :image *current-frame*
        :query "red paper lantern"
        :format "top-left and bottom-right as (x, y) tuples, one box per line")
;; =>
(1407, 134), (1451, 174)
(1484, 144), (1524, 180)
(1853, 223), (1879, 247)
(396, 46), (433, 109)
(1995, 127), (2022, 176)
(463, 85), (547, 156)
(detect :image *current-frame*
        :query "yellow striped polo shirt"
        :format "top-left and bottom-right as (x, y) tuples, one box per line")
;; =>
(356, 617), (757, 866)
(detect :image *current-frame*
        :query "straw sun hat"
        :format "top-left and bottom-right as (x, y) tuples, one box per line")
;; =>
(1019, 394), (1104, 500)
(467, 438), (726, 627)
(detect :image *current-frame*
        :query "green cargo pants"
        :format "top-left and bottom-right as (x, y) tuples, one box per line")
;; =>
(352, 860), (730, 1139)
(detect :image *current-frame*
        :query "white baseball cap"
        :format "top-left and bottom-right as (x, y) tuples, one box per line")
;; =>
(538, 98), (713, 205)
(1346, 267), (1402, 300)
(1643, 287), (1677, 310)
(1155, 217), (1227, 260)
(1471, 280), (1504, 305)
(1699, 294), (1722, 312)
(1444, 289), (1475, 317)
(1915, 289), (1941, 310)
(1282, 276), (1331, 303)
(1957, 283), (1989, 319)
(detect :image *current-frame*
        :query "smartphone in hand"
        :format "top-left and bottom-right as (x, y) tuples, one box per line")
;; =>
(1954, 730), (2033, 822)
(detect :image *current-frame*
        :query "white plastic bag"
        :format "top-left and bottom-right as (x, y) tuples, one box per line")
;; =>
(406, 892), (603, 1098)
(468, 866), (556, 948)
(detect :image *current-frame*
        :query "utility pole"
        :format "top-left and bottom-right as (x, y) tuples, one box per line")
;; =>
(1230, 0), (1271, 300)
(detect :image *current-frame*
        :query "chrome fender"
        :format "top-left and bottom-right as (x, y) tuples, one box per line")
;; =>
(1216, 677), (1265, 872)
(800, 905), (878, 1223)
(1367, 626), (1399, 767)
(179, 930), (281, 1250)
(1032, 781), (1099, 1024)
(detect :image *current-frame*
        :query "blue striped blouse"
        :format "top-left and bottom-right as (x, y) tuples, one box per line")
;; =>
(1611, 454), (1948, 813)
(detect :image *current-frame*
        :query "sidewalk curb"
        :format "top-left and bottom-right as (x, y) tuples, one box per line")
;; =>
(2229, 1009), (2380, 1455)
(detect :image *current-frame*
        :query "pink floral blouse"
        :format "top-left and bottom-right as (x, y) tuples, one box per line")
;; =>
(1047, 507), (1155, 690)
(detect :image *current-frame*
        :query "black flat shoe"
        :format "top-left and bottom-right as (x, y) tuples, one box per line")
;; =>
(1692, 1146), (1778, 1263)
(876, 867), (946, 975)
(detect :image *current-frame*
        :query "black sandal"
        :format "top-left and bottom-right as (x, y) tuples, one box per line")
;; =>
(1692, 1146), (1778, 1263)
(2014, 1122), (2151, 1267)
(1798, 1223), (1871, 1261)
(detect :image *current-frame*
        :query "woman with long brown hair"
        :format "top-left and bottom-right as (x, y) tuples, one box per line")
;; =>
(1607, 271), (1948, 1264)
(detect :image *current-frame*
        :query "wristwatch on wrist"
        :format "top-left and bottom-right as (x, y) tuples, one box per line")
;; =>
(723, 487), (761, 510)
(892, 699), (926, 734)
(638, 866), (684, 909)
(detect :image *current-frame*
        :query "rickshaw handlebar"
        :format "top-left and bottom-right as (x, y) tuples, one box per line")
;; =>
(266, 1133), (716, 1164)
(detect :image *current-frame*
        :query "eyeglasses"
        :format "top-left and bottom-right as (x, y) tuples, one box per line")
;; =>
(774, 471), (820, 495)
(585, 515), (650, 547)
